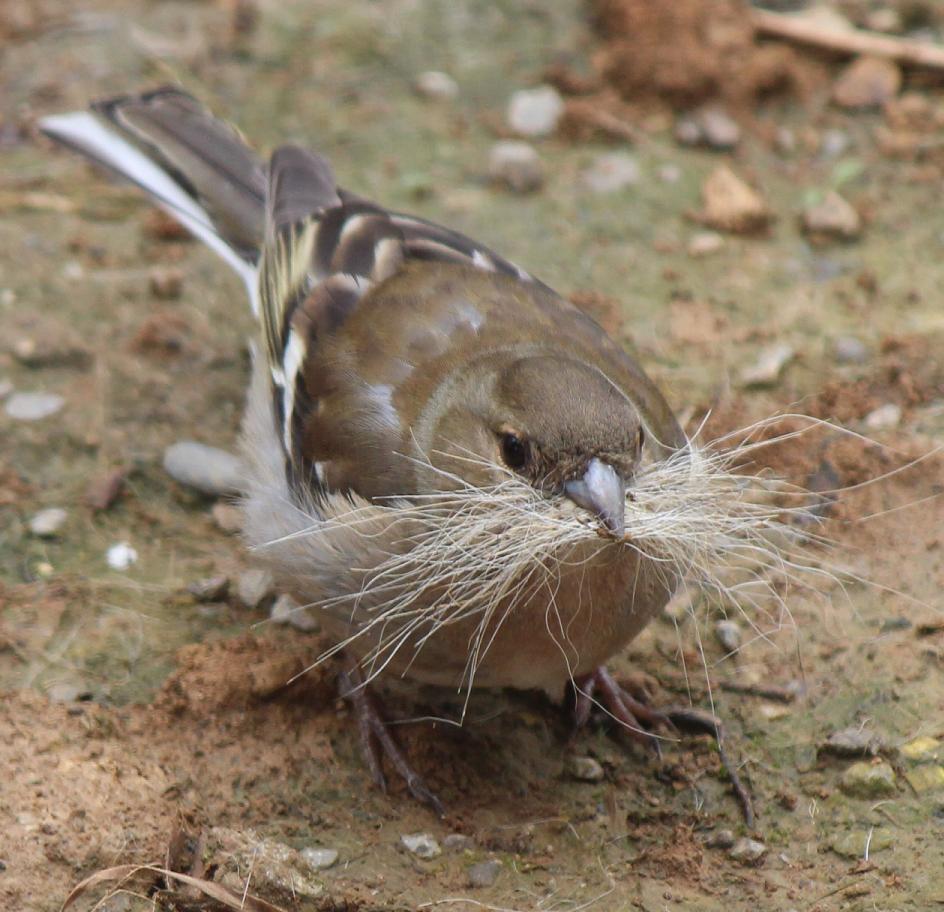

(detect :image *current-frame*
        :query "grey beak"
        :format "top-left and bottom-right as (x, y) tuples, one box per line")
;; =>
(564, 458), (626, 537)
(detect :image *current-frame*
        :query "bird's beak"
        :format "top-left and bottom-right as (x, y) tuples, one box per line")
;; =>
(564, 458), (626, 537)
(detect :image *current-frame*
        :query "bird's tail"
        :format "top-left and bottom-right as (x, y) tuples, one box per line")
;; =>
(39, 86), (267, 301)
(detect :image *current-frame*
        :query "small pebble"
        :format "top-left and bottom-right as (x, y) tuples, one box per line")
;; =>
(802, 191), (861, 241)
(443, 833), (474, 852)
(833, 335), (868, 364)
(106, 542), (138, 571)
(506, 85), (564, 138)
(148, 266), (184, 300)
(833, 56), (901, 109)
(675, 106), (740, 150)
(706, 829), (735, 849)
(565, 755), (605, 782)
(237, 568), (275, 609)
(819, 129), (851, 161)
(820, 727), (886, 758)
(300, 847), (338, 870)
(4, 391), (65, 421)
(211, 502), (243, 534)
(900, 736), (941, 762)
(580, 152), (639, 194)
(400, 832), (441, 859)
(163, 440), (245, 496)
(414, 70), (458, 101)
(187, 576), (230, 602)
(739, 343), (794, 388)
(864, 403), (901, 430)
(28, 507), (67, 538)
(714, 619), (742, 654)
(46, 681), (84, 703)
(840, 761), (897, 798)
(467, 859), (502, 888)
(697, 165), (771, 235)
(270, 593), (319, 632)
(687, 231), (724, 258)
(729, 837), (767, 864)
(488, 141), (544, 193)
(831, 828), (893, 859)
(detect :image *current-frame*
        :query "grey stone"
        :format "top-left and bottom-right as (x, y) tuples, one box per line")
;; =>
(706, 829), (735, 849)
(443, 833), (474, 852)
(831, 828), (893, 858)
(697, 106), (741, 150)
(5, 391), (64, 421)
(415, 70), (458, 101)
(833, 335), (868, 364)
(488, 141), (544, 193)
(270, 593), (319, 632)
(714, 619), (742, 654)
(163, 440), (245, 496)
(400, 832), (441, 859)
(506, 85), (564, 138)
(580, 152), (639, 194)
(820, 727), (886, 758)
(301, 847), (338, 870)
(187, 576), (230, 602)
(729, 837), (767, 863)
(28, 507), (67, 538)
(468, 858), (502, 888)
(565, 755), (605, 782)
(840, 761), (897, 798)
(236, 568), (275, 609)
(864, 403), (901, 430)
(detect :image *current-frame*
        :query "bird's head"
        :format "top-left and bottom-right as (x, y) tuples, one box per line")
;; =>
(418, 352), (648, 537)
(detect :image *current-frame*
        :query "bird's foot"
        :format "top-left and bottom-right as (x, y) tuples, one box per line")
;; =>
(338, 664), (445, 818)
(573, 666), (754, 826)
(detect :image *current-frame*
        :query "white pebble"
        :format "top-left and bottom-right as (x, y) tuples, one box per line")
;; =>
(715, 619), (742, 654)
(488, 141), (544, 193)
(414, 70), (458, 101)
(688, 231), (725, 258)
(237, 567), (275, 609)
(106, 542), (138, 570)
(5, 391), (65, 421)
(28, 508), (67, 538)
(565, 755), (605, 782)
(270, 593), (319, 632)
(401, 832), (442, 859)
(163, 440), (245, 496)
(506, 85), (564, 138)
(864, 403), (902, 430)
(739, 344), (795, 388)
(300, 847), (338, 870)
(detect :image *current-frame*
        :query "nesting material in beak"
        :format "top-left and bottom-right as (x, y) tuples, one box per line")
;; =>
(564, 457), (626, 537)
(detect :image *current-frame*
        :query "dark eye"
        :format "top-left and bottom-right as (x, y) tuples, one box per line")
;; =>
(500, 432), (529, 470)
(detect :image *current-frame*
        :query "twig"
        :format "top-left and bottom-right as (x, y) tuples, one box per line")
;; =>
(751, 9), (944, 71)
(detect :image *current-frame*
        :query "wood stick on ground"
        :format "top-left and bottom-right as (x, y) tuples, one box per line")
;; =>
(751, 8), (944, 71)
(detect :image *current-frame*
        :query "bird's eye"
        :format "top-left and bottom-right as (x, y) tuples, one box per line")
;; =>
(500, 432), (529, 470)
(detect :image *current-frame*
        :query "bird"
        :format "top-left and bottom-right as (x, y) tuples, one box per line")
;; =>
(41, 87), (753, 820)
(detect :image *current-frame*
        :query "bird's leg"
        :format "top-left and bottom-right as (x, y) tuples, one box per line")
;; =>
(337, 662), (445, 817)
(573, 666), (754, 826)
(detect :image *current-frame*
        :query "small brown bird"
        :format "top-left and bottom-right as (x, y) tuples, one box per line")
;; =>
(42, 88), (755, 819)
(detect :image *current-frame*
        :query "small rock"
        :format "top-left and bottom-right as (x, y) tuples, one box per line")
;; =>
(400, 832), (441, 859)
(187, 576), (230, 602)
(47, 681), (85, 703)
(802, 191), (861, 241)
(488, 141), (544, 193)
(4, 391), (65, 421)
(714, 619), (742, 654)
(28, 507), (67, 538)
(729, 837), (767, 864)
(698, 106), (741, 150)
(864, 403), (901, 430)
(705, 829), (735, 849)
(833, 56), (901, 109)
(414, 70), (458, 101)
(696, 166), (771, 235)
(237, 568), (275, 609)
(819, 129), (851, 161)
(506, 85), (564, 138)
(739, 343), (794, 388)
(211, 502), (243, 534)
(270, 593), (319, 632)
(658, 163), (682, 183)
(687, 231), (724, 258)
(900, 736), (941, 762)
(903, 765), (944, 793)
(148, 266), (184, 300)
(300, 847), (338, 870)
(468, 859), (502, 888)
(86, 468), (128, 512)
(820, 727), (886, 758)
(833, 335), (868, 364)
(580, 152), (639, 194)
(674, 117), (703, 146)
(831, 828), (893, 859)
(210, 828), (323, 899)
(840, 761), (897, 798)
(565, 755), (605, 782)
(443, 833), (474, 852)
(163, 441), (245, 496)
(106, 542), (138, 571)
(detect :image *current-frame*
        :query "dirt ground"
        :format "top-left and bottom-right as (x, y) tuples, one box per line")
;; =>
(2, 0), (944, 909)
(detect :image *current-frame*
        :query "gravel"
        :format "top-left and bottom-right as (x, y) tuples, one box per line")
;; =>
(163, 440), (245, 496)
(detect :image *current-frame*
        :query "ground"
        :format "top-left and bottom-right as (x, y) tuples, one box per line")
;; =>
(1, 0), (944, 910)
